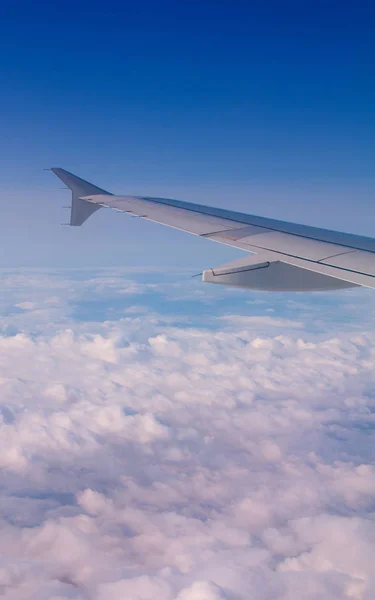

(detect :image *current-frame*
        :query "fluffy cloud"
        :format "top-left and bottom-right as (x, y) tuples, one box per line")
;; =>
(0, 269), (374, 599)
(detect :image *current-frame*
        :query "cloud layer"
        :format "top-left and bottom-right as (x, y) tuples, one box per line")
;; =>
(0, 269), (374, 599)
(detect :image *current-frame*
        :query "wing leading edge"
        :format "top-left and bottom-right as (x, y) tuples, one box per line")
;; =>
(50, 168), (375, 291)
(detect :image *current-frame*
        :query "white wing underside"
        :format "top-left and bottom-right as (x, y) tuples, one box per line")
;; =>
(51, 168), (375, 292)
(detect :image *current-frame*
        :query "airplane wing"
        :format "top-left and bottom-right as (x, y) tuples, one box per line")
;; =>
(50, 168), (375, 292)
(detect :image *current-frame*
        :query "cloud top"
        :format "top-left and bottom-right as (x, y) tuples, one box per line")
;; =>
(0, 269), (374, 599)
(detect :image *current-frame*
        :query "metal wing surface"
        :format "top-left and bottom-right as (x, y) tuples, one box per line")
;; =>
(51, 168), (375, 292)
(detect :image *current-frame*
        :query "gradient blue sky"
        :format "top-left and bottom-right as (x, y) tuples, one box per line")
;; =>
(1, 1), (374, 267)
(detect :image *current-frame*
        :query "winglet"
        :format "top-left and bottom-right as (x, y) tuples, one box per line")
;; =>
(50, 168), (112, 226)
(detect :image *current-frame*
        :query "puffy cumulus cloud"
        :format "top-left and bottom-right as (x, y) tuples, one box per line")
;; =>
(15, 301), (37, 310)
(176, 581), (229, 600)
(0, 270), (375, 598)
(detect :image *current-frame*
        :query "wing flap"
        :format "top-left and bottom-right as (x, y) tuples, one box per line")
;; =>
(202, 254), (357, 291)
(238, 231), (351, 261)
(322, 249), (375, 276)
(277, 254), (375, 289)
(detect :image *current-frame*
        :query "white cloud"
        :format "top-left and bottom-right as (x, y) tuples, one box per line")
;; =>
(219, 315), (304, 328)
(15, 301), (37, 310)
(176, 581), (229, 600)
(0, 269), (374, 598)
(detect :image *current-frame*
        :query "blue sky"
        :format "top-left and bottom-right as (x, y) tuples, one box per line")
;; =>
(1, 1), (374, 267)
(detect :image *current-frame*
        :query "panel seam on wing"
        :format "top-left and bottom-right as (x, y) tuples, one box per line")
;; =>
(318, 250), (357, 263)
